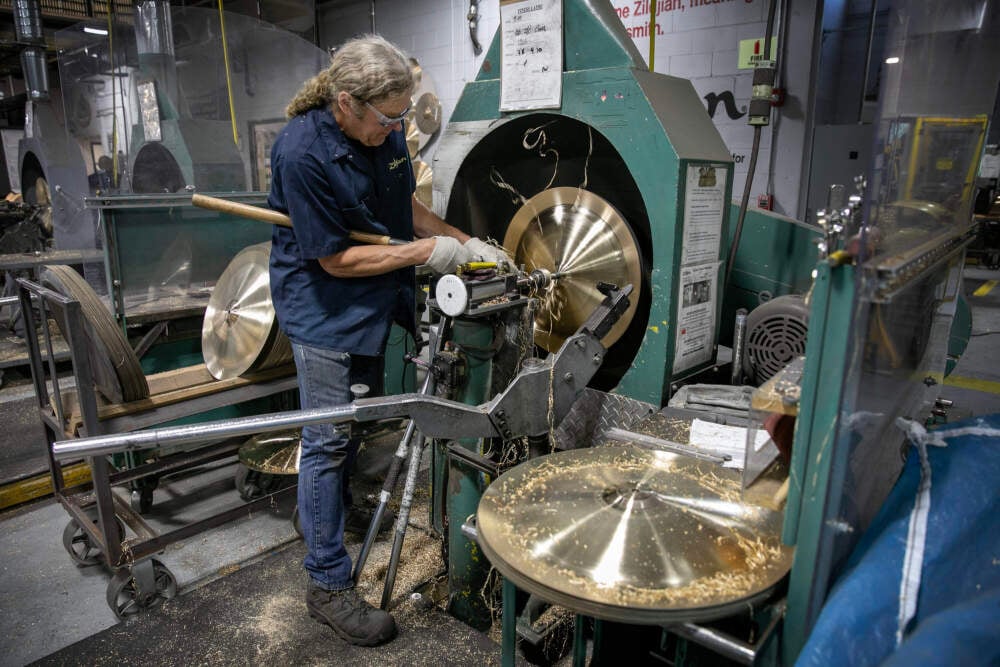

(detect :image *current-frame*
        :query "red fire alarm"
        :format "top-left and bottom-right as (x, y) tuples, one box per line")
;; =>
(757, 194), (774, 210)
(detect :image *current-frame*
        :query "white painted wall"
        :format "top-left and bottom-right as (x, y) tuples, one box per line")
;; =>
(376, 0), (500, 161)
(317, 0), (818, 218)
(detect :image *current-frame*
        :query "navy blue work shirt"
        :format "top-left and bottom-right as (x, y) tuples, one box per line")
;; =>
(267, 107), (417, 355)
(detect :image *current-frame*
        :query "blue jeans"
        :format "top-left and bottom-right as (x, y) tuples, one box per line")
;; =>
(292, 342), (383, 591)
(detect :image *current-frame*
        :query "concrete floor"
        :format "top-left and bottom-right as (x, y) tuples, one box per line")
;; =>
(0, 266), (997, 666)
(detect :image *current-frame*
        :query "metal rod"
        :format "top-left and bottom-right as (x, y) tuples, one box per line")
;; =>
(352, 419), (417, 582)
(380, 432), (426, 609)
(377, 319), (451, 605)
(356, 322), (446, 582)
(669, 623), (756, 665)
(53, 404), (358, 460)
(501, 578), (517, 667)
(858, 0), (879, 123)
(731, 308), (748, 385)
(604, 427), (731, 464)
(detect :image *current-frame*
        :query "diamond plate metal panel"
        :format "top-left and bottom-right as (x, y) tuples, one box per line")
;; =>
(552, 388), (657, 450)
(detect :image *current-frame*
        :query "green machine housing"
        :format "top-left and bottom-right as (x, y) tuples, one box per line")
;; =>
(435, 2), (739, 406)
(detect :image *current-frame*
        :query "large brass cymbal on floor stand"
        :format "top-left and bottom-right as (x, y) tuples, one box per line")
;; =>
(502, 187), (642, 353)
(476, 444), (794, 624)
(202, 242), (292, 380)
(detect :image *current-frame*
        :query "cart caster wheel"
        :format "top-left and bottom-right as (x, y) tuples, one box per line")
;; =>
(106, 558), (177, 620)
(292, 505), (303, 538)
(130, 488), (154, 514)
(62, 511), (126, 567)
(235, 463), (279, 501)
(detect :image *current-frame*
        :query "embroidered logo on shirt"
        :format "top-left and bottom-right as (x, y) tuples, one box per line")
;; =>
(388, 156), (407, 171)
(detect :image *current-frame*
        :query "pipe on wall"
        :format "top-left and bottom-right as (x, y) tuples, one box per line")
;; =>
(13, 0), (49, 101)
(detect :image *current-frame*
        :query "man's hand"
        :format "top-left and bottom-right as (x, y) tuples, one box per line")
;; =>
(426, 236), (475, 274)
(464, 238), (513, 268)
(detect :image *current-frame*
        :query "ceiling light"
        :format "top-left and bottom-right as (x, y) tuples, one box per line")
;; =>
(84, 26), (108, 36)
(884, 56), (900, 64)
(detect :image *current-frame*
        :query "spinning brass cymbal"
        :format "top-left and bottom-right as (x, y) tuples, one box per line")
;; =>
(202, 243), (289, 380)
(239, 429), (300, 474)
(477, 444), (794, 624)
(503, 187), (642, 352)
(413, 159), (432, 209)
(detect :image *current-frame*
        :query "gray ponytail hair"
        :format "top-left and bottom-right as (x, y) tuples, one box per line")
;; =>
(285, 34), (414, 119)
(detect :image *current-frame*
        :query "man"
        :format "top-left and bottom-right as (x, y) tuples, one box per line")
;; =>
(267, 35), (507, 647)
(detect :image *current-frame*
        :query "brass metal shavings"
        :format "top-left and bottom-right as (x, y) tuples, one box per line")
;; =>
(502, 187), (642, 353)
(476, 444), (793, 624)
(202, 242), (292, 380)
(631, 414), (694, 444)
(239, 429), (300, 474)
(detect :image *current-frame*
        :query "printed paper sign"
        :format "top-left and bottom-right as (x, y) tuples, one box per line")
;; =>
(500, 0), (563, 111)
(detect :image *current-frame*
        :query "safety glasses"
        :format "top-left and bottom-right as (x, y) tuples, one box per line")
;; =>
(365, 101), (410, 127)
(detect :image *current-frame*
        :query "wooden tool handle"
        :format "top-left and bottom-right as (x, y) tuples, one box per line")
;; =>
(348, 231), (394, 246)
(191, 193), (291, 227)
(191, 193), (400, 245)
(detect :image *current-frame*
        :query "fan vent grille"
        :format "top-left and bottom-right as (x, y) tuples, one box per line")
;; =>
(743, 295), (809, 385)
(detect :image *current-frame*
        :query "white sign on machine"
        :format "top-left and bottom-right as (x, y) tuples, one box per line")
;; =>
(674, 163), (727, 374)
(499, 0), (563, 111)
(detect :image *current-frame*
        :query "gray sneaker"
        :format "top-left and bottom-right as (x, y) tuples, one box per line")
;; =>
(307, 583), (397, 646)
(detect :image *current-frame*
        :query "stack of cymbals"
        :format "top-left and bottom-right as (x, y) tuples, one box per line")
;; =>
(405, 57), (442, 159)
(41, 264), (149, 404)
(202, 242), (292, 380)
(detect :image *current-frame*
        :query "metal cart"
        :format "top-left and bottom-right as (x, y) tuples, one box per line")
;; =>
(17, 276), (298, 619)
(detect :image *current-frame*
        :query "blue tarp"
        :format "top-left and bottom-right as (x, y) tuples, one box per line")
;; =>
(796, 414), (1000, 667)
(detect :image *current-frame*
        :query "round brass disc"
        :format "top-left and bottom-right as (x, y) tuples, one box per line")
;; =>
(41, 264), (149, 403)
(405, 58), (439, 156)
(202, 243), (280, 380)
(239, 429), (300, 474)
(502, 187), (641, 352)
(477, 444), (794, 624)
(414, 92), (442, 136)
(413, 160), (432, 209)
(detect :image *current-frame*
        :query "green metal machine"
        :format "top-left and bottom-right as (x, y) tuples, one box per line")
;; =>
(437, 2), (755, 406)
(424, 0), (818, 645)
(429, 1), (997, 664)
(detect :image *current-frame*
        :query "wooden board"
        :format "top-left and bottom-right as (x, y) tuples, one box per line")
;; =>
(59, 363), (296, 434)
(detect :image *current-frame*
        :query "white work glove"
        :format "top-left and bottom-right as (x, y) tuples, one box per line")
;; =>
(464, 237), (513, 268)
(426, 236), (474, 274)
